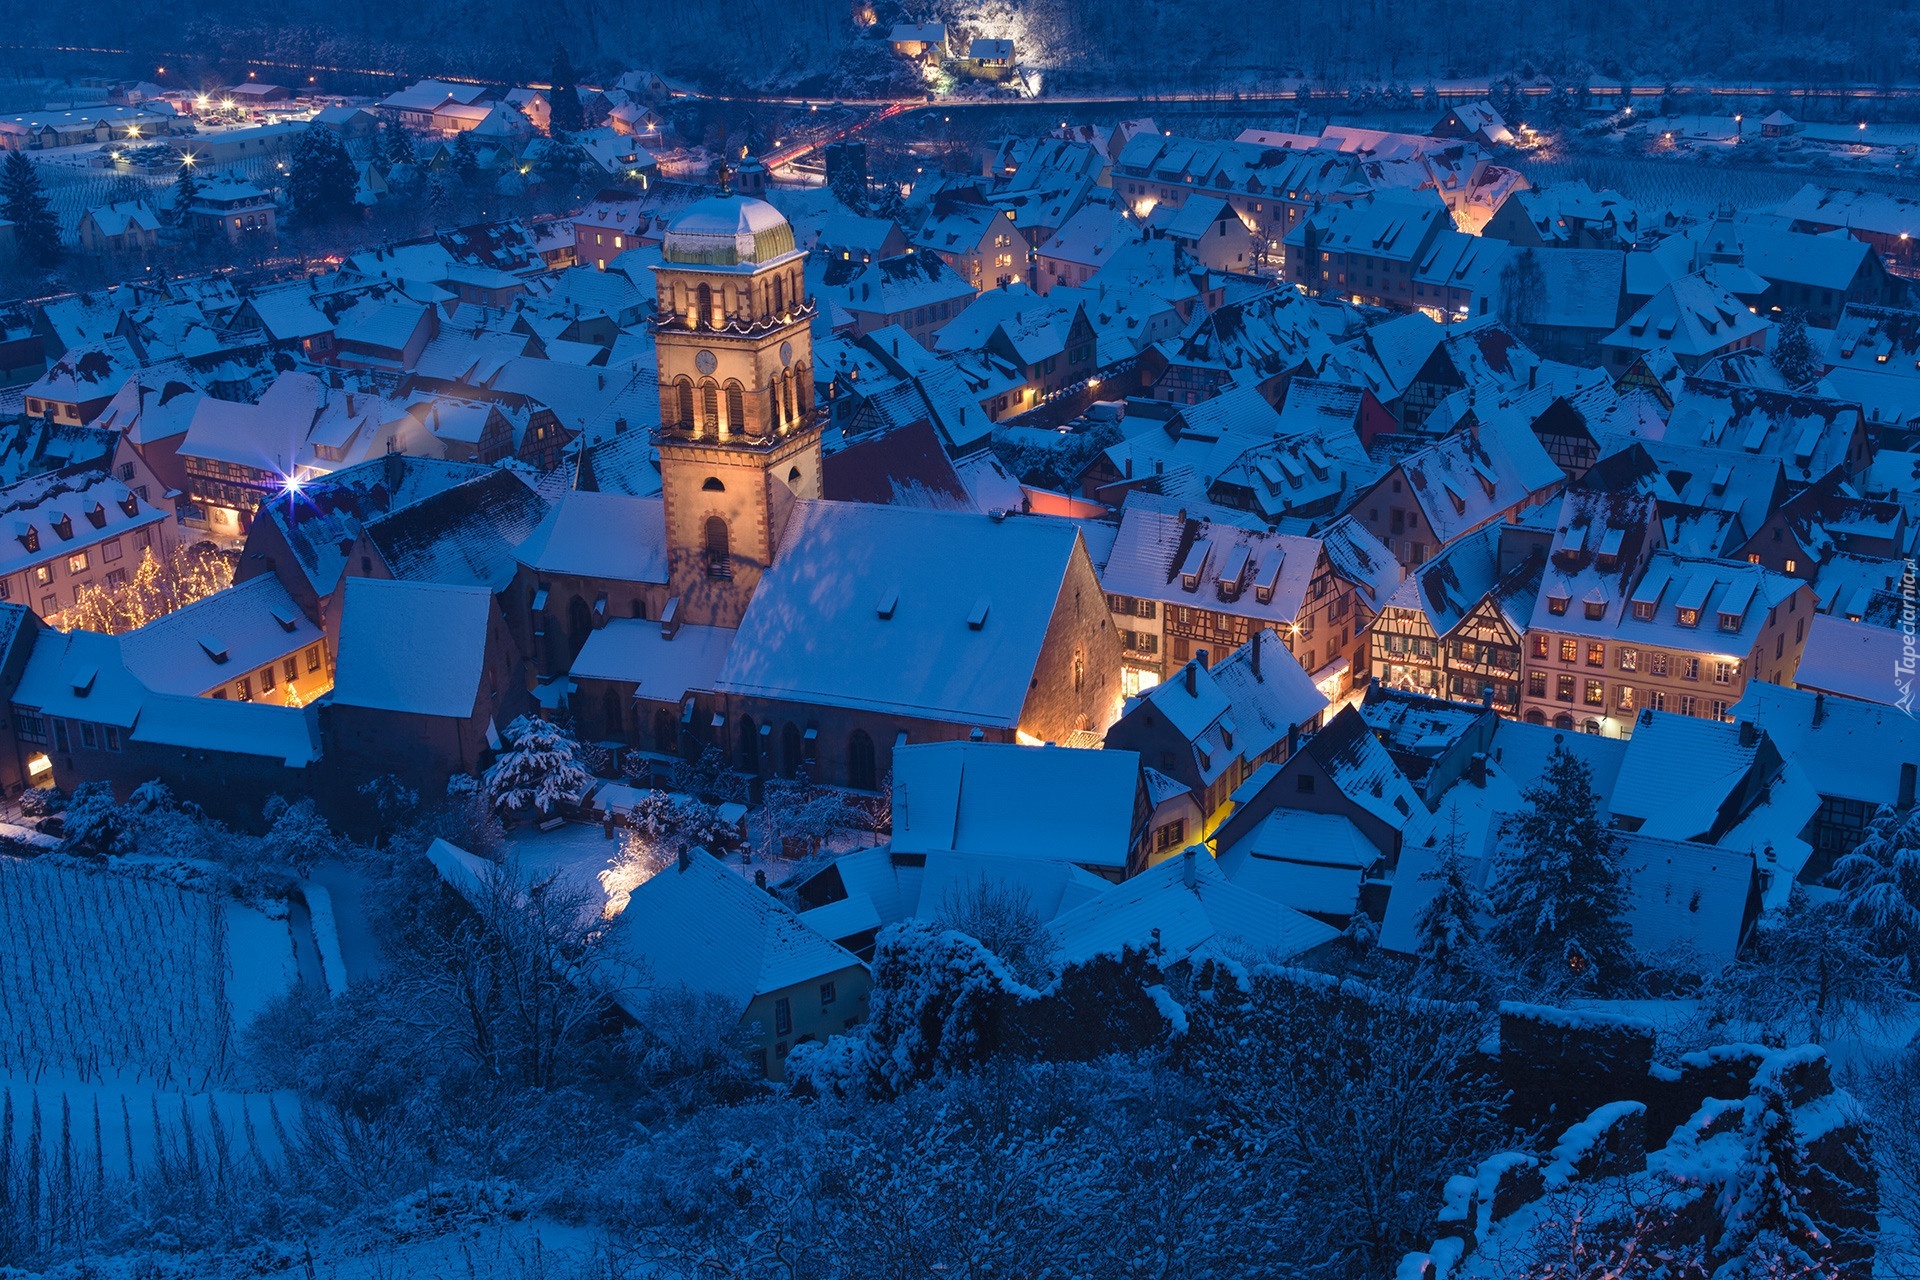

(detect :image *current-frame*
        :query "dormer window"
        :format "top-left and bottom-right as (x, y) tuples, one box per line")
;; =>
(1718, 610), (1744, 633)
(1584, 599), (1606, 620)
(1677, 607), (1700, 627)
(1548, 591), (1570, 616)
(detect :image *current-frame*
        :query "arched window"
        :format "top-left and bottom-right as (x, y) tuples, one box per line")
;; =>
(738, 715), (759, 773)
(772, 275), (785, 316)
(654, 709), (675, 754)
(701, 381), (719, 432)
(725, 381), (745, 433)
(782, 722), (804, 778)
(705, 517), (731, 579)
(631, 599), (647, 620)
(674, 377), (694, 429)
(1553, 712), (1575, 731)
(780, 371), (794, 427)
(1073, 648), (1085, 693)
(695, 283), (712, 328)
(1583, 719), (1602, 736)
(702, 476), (725, 492)
(847, 729), (877, 791)
(1524, 708), (1546, 725)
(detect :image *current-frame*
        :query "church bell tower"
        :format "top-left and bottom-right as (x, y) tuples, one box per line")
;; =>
(652, 193), (822, 629)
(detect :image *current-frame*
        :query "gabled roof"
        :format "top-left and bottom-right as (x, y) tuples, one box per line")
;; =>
(331, 578), (493, 719)
(1610, 710), (1762, 840)
(1788, 612), (1907, 708)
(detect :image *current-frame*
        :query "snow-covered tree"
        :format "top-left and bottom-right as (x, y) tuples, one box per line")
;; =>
(1414, 804), (1492, 992)
(168, 162), (199, 229)
(933, 877), (1054, 987)
(484, 716), (591, 817)
(1772, 308), (1823, 387)
(1703, 887), (1904, 1043)
(1714, 1078), (1833, 1278)
(451, 130), (480, 187)
(1, 152), (60, 266)
(1829, 805), (1920, 984)
(1486, 745), (1633, 989)
(379, 119), (414, 168)
(59, 782), (126, 856)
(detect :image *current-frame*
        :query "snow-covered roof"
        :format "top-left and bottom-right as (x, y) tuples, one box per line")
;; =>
(659, 196), (799, 271)
(1216, 809), (1376, 916)
(1783, 612), (1906, 708)
(1612, 833), (1754, 966)
(364, 468), (548, 593)
(118, 575), (320, 697)
(716, 503), (1085, 728)
(569, 619), (734, 703)
(512, 489), (667, 583)
(1733, 679), (1920, 809)
(0, 468), (170, 581)
(331, 578), (493, 719)
(128, 692), (321, 767)
(890, 741), (1140, 871)
(598, 849), (862, 1019)
(1047, 848), (1339, 966)
(1610, 710), (1761, 840)
(1301, 705), (1430, 834)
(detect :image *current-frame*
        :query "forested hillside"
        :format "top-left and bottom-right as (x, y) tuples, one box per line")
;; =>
(13, 0), (1920, 94)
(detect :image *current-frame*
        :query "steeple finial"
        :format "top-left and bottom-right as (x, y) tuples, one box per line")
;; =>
(717, 160), (733, 195)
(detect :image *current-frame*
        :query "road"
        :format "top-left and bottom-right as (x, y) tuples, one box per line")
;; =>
(760, 100), (913, 169)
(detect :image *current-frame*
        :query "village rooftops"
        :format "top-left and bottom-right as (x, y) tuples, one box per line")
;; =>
(0, 469), (167, 581)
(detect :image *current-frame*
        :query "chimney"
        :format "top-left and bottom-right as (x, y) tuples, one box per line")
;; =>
(1286, 721), (1300, 758)
(1181, 845), (1197, 889)
(1185, 660), (1198, 696)
(676, 844), (691, 871)
(1468, 752), (1487, 786)
(1813, 692), (1826, 727)
(1196, 647), (1209, 670)
(1528, 364), (1537, 390)
(1902, 763), (1917, 811)
(1482, 686), (1494, 709)
(1738, 721), (1758, 749)
(1251, 630), (1263, 680)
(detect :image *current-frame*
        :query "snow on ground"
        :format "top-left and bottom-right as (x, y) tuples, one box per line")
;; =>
(307, 862), (384, 985)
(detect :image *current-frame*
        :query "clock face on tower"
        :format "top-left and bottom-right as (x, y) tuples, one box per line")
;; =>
(780, 341), (793, 367)
(695, 349), (718, 375)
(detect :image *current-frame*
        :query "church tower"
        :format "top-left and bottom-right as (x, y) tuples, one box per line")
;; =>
(652, 194), (822, 628)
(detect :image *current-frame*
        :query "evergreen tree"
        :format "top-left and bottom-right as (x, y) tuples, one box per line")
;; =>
(287, 126), (357, 226)
(452, 129), (481, 187)
(1, 151), (60, 266)
(169, 160), (200, 229)
(484, 715), (591, 816)
(380, 120), (415, 169)
(1414, 805), (1491, 990)
(536, 136), (587, 201)
(1485, 745), (1633, 988)
(1830, 805), (1920, 984)
(549, 45), (584, 135)
(1714, 1078), (1833, 1278)
(1771, 308), (1823, 387)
